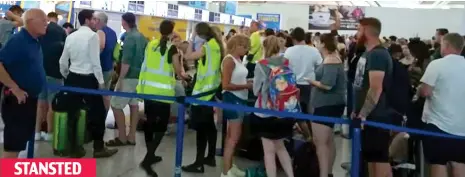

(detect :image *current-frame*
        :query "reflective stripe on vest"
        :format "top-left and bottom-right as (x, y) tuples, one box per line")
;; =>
(138, 41), (175, 103)
(139, 80), (174, 90)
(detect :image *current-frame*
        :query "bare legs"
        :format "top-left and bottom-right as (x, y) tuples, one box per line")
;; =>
(111, 104), (138, 143)
(312, 122), (336, 177)
(262, 138), (294, 177)
(222, 120), (242, 175)
(35, 101), (53, 140)
(430, 162), (465, 177)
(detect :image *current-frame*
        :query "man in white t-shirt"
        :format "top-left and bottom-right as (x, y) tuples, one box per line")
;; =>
(285, 27), (323, 111)
(419, 33), (465, 177)
(284, 27), (323, 139)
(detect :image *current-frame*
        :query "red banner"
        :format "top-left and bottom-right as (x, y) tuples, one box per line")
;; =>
(0, 159), (96, 177)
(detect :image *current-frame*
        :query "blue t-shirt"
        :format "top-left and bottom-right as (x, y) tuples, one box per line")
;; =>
(100, 26), (117, 72)
(0, 29), (46, 97)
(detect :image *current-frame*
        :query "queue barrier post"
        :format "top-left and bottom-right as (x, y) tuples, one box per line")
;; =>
(350, 118), (362, 177)
(216, 115), (226, 157)
(174, 96), (187, 177)
(27, 134), (35, 158)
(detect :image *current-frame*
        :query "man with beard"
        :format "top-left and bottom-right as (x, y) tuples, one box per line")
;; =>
(347, 35), (366, 117)
(59, 9), (117, 158)
(352, 17), (393, 177)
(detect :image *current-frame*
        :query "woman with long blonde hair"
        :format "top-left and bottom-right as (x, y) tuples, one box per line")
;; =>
(252, 36), (296, 177)
(220, 34), (251, 177)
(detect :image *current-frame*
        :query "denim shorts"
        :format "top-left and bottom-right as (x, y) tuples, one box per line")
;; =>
(222, 91), (247, 122)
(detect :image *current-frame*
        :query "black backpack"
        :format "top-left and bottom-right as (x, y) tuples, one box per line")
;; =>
(388, 60), (412, 116)
(293, 141), (320, 177)
(372, 46), (412, 117)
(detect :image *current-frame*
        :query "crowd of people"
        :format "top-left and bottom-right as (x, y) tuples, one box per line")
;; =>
(1, 4), (465, 177)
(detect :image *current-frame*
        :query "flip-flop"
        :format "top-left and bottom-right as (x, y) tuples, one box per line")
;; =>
(126, 141), (136, 146)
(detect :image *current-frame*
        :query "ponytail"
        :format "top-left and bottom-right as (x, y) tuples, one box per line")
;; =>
(195, 22), (225, 60)
(159, 20), (175, 55)
(209, 26), (225, 60)
(213, 33), (225, 60)
(159, 35), (169, 55)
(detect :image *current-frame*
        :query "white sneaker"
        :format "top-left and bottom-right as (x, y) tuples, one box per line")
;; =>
(220, 170), (235, 177)
(34, 132), (41, 141)
(42, 132), (53, 141)
(231, 164), (246, 177)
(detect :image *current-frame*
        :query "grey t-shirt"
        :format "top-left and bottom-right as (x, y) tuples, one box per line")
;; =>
(353, 46), (392, 122)
(311, 63), (347, 108)
(0, 19), (15, 46)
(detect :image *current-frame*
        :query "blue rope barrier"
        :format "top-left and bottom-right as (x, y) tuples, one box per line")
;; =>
(363, 120), (465, 140)
(186, 97), (350, 124)
(47, 84), (177, 102)
(19, 83), (464, 177)
(46, 84), (465, 140)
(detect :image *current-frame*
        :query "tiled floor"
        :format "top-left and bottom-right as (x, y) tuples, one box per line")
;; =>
(0, 127), (351, 177)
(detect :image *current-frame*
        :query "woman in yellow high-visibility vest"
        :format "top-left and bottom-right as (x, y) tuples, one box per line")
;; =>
(137, 20), (187, 177)
(181, 22), (225, 173)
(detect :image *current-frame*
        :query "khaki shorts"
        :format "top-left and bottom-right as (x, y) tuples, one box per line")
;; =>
(110, 79), (139, 109)
(38, 76), (63, 103)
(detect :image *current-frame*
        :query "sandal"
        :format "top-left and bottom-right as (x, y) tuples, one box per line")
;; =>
(105, 138), (127, 147)
(126, 141), (136, 146)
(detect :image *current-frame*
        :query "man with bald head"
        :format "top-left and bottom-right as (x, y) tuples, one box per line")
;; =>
(0, 8), (47, 158)
(94, 12), (117, 110)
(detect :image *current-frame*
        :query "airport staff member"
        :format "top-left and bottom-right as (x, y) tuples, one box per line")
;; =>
(246, 21), (263, 78)
(0, 8), (47, 158)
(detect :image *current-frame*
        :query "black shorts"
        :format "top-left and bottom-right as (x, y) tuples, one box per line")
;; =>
(251, 114), (295, 140)
(2, 91), (38, 152)
(144, 100), (171, 132)
(422, 123), (465, 165)
(361, 123), (390, 163)
(313, 104), (345, 128)
(297, 85), (311, 115)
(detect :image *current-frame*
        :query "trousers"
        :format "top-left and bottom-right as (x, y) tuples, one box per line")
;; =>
(64, 72), (107, 150)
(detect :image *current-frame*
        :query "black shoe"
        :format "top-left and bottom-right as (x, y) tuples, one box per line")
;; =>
(53, 149), (69, 157)
(181, 163), (204, 173)
(93, 147), (118, 158)
(143, 155), (163, 166)
(204, 157), (216, 167)
(70, 147), (86, 158)
(140, 159), (158, 177)
(153, 156), (162, 164)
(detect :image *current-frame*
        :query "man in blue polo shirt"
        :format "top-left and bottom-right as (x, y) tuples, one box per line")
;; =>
(0, 8), (47, 158)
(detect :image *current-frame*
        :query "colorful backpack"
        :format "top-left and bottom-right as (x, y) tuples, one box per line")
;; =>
(258, 59), (301, 113)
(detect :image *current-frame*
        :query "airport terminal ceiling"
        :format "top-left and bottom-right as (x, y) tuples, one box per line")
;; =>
(238, 1), (465, 9)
